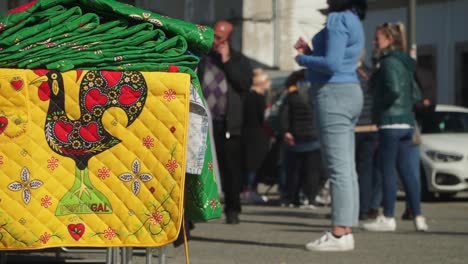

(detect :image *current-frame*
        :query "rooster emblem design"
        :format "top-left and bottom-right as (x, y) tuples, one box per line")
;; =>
(30, 70), (147, 216)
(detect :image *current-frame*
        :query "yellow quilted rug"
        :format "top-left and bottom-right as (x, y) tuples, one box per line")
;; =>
(0, 68), (190, 249)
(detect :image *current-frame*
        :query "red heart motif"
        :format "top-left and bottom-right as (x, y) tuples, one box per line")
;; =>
(101, 71), (123, 88)
(54, 120), (74, 143)
(10, 78), (24, 91)
(68, 223), (85, 241)
(79, 122), (103, 143)
(85, 89), (108, 112)
(118, 85), (142, 105)
(0, 117), (8, 135)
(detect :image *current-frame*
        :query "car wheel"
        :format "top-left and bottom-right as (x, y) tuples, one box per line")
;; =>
(420, 165), (435, 201)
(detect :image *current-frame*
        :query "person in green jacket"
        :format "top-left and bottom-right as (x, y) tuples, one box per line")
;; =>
(362, 22), (428, 232)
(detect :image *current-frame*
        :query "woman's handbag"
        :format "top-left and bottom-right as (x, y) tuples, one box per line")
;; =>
(411, 74), (423, 145)
(412, 123), (422, 145)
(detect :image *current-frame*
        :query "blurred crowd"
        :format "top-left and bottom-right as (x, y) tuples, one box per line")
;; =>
(197, 0), (434, 252)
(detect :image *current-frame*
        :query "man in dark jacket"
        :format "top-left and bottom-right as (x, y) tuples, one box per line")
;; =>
(197, 20), (253, 224)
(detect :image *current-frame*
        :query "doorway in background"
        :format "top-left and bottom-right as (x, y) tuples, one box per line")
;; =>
(455, 42), (468, 107)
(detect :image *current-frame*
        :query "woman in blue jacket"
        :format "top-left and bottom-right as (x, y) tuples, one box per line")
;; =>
(295, 0), (367, 252)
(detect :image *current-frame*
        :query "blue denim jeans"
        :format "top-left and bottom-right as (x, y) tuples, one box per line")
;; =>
(355, 132), (382, 213)
(312, 83), (363, 227)
(378, 128), (422, 217)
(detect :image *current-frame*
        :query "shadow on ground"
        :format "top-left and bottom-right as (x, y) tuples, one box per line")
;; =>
(241, 208), (329, 219)
(191, 236), (305, 251)
(240, 219), (328, 229)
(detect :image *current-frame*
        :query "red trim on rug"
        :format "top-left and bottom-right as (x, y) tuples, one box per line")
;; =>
(6, 0), (38, 15)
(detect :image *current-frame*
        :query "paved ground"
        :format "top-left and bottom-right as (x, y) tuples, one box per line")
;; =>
(2, 191), (468, 264)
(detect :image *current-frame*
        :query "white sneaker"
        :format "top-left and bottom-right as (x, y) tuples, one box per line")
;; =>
(299, 199), (317, 209)
(315, 190), (331, 206)
(300, 204), (318, 210)
(305, 232), (354, 252)
(362, 215), (396, 232)
(414, 216), (428, 232)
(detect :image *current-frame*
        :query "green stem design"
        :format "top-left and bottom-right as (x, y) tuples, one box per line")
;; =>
(0, 223), (28, 246)
(55, 167), (112, 216)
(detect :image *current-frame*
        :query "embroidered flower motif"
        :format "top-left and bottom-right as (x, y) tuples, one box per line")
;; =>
(165, 159), (178, 174)
(45, 42), (56, 48)
(196, 24), (207, 31)
(103, 227), (116, 240)
(40, 195), (52, 208)
(87, 72), (96, 81)
(95, 77), (104, 86)
(19, 44), (34, 51)
(98, 167), (110, 180)
(72, 140), (82, 149)
(118, 159), (153, 196)
(93, 107), (103, 116)
(39, 232), (51, 244)
(82, 113), (92, 123)
(149, 210), (164, 225)
(130, 74), (141, 83)
(129, 13), (163, 27)
(0, 22), (6, 31)
(163, 89), (176, 102)
(210, 198), (218, 209)
(8, 167), (43, 204)
(208, 161), (213, 171)
(47, 156), (59, 171)
(0, 155), (3, 165)
(142, 136), (155, 149)
(20, 149), (28, 157)
(129, 106), (138, 114)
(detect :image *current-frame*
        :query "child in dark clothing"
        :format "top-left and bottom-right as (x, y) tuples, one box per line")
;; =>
(280, 70), (324, 208)
(242, 68), (271, 203)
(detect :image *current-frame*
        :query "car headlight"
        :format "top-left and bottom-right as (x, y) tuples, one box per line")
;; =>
(425, 150), (464, 162)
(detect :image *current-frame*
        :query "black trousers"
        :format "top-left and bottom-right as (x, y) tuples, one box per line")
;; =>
(286, 150), (323, 205)
(213, 120), (242, 214)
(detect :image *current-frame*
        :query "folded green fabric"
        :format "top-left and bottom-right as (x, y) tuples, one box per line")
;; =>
(0, 0), (213, 72)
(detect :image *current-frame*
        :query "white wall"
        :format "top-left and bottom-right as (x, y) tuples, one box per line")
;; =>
(286, 0), (327, 70)
(242, 0), (327, 70)
(242, 0), (275, 67)
(363, 0), (468, 105)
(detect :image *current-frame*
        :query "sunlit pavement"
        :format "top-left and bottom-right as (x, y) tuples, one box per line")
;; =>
(2, 191), (468, 264)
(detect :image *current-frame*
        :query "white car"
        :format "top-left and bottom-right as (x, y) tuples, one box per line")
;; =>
(419, 104), (468, 199)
